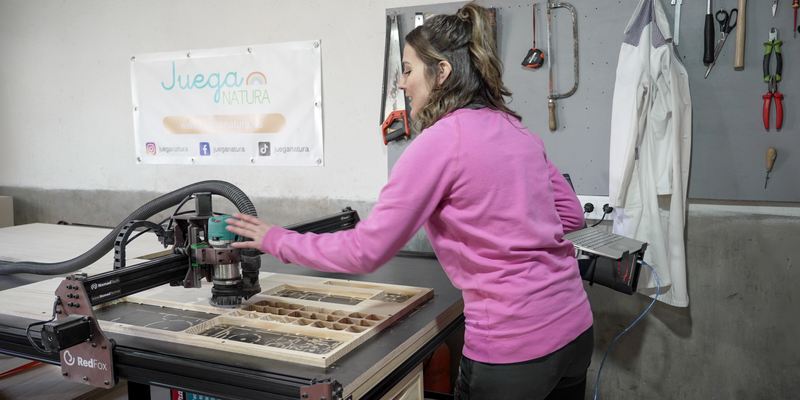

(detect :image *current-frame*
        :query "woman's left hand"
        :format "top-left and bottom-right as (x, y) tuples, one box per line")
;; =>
(226, 213), (275, 250)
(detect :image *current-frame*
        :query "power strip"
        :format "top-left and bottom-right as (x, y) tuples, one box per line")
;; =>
(576, 195), (612, 221)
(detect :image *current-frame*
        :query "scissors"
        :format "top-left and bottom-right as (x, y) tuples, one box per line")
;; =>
(704, 8), (738, 79)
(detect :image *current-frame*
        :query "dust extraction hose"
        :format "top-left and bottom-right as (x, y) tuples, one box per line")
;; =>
(0, 180), (257, 275)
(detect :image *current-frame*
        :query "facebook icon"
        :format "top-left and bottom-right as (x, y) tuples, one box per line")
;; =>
(199, 142), (211, 156)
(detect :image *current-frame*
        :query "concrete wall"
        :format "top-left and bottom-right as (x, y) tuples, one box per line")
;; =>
(588, 212), (800, 399)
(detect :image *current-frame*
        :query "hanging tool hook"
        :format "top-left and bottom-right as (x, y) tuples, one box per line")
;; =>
(546, 0), (579, 131)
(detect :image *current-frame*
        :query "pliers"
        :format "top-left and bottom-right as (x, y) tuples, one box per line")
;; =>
(762, 28), (783, 130)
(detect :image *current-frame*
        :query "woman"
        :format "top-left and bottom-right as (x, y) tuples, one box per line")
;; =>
(227, 3), (593, 399)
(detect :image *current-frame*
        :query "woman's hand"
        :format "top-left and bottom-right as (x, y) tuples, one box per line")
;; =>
(226, 213), (275, 250)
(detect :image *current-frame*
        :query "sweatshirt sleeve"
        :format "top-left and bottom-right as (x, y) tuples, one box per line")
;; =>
(547, 156), (585, 234)
(260, 121), (459, 274)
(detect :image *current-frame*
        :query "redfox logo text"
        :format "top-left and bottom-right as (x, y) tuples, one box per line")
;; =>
(77, 357), (108, 370)
(63, 350), (108, 370)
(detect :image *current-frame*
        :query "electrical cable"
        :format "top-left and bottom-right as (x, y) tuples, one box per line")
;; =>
(593, 260), (659, 400)
(166, 194), (195, 232)
(590, 212), (607, 227)
(0, 181), (257, 275)
(590, 205), (614, 227)
(26, 297), (60, 355)
(124, 209), (223, 245)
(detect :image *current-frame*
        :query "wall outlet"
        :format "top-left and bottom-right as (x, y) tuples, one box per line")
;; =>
(576, 195), (612, 221)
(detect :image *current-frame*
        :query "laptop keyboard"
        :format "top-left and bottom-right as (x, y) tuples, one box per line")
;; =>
(567, 228), (624, 249)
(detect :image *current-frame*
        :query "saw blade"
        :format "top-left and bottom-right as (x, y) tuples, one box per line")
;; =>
(381, 14), (406, 124)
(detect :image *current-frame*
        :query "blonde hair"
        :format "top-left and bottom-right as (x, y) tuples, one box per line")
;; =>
(405, 1), (521, 132)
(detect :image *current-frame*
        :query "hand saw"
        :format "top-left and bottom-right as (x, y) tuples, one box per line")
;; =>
(546, 0), (579, 131)
(381, 14), (410, 145)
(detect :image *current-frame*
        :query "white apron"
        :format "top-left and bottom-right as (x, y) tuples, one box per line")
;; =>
(608, 0), (692, 307)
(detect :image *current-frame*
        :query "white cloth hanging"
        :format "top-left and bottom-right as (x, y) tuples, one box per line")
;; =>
(608, 0), (692, 307)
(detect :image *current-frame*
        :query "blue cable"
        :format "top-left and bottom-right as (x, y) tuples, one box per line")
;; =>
(593, 260), (659, 400)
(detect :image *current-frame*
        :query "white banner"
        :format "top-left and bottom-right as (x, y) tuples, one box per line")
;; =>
(131, 41), (323, 166)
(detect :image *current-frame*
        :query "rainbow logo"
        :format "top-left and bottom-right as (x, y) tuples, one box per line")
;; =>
(246, 72), (266, 85)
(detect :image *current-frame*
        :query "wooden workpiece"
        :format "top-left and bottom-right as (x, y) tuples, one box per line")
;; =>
(101, 273), (431, 367)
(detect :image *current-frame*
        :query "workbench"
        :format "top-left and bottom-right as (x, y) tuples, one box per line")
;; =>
(0, 224), (464, 400)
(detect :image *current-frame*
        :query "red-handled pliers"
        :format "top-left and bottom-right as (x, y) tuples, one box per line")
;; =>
(762, 28), (783, 130)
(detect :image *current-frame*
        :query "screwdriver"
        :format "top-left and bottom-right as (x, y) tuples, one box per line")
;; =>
(704, 0), (715, 65)
(765, 147), (777, 188)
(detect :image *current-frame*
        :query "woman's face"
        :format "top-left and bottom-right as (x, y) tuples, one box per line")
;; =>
(399, 44), (431, 119)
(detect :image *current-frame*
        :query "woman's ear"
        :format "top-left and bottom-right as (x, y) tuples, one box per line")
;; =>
(437, 61), (452, 86)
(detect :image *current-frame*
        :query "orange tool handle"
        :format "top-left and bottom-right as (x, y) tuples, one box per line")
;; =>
(381, 110), (410, 145)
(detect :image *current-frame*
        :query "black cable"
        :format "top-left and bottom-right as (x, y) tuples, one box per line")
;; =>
(590, 205), (614, 228)
(0, 180), (257, 275)
(126, 210), (225, 245)
(166, 194), (196, 231)
(127, 210), (191, 245)
(26, 297), (59, 354)
(590, 213), (607, 227)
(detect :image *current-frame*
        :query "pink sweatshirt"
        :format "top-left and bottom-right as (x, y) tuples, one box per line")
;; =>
(261, 108), (593, 364)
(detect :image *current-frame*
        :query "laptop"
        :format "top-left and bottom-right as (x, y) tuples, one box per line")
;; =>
(564, 227), (647, 260)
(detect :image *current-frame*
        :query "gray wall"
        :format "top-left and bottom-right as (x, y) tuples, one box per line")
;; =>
(391, 0), (800, 201)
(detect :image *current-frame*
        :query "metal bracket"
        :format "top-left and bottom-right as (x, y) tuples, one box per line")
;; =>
(54, 276), (116, 389)
(300, 380), (344, 400)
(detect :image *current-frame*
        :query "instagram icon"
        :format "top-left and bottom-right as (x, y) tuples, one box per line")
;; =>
(146, 142), (156, 155)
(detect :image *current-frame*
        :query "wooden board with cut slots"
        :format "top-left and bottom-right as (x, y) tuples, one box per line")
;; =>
(0, 271), (433, 368)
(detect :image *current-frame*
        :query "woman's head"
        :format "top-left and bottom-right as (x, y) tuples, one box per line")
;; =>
(398, 1), (520, 131)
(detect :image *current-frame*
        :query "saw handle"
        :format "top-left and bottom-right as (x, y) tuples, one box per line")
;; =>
(381, 110), (410, 145)
(548, 100), (556, 131)
(734, 0), (747, 68)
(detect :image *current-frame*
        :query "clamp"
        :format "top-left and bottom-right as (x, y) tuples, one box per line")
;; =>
(762, 28), (783, 130)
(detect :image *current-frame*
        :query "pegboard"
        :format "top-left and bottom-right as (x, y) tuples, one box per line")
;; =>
(387, 0), (799, 202)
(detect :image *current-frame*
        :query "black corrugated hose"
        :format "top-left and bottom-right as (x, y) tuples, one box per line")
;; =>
(0, 180), (258, 275)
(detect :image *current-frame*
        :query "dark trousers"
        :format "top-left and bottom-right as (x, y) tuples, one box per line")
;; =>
(454, 326), (594, 400)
